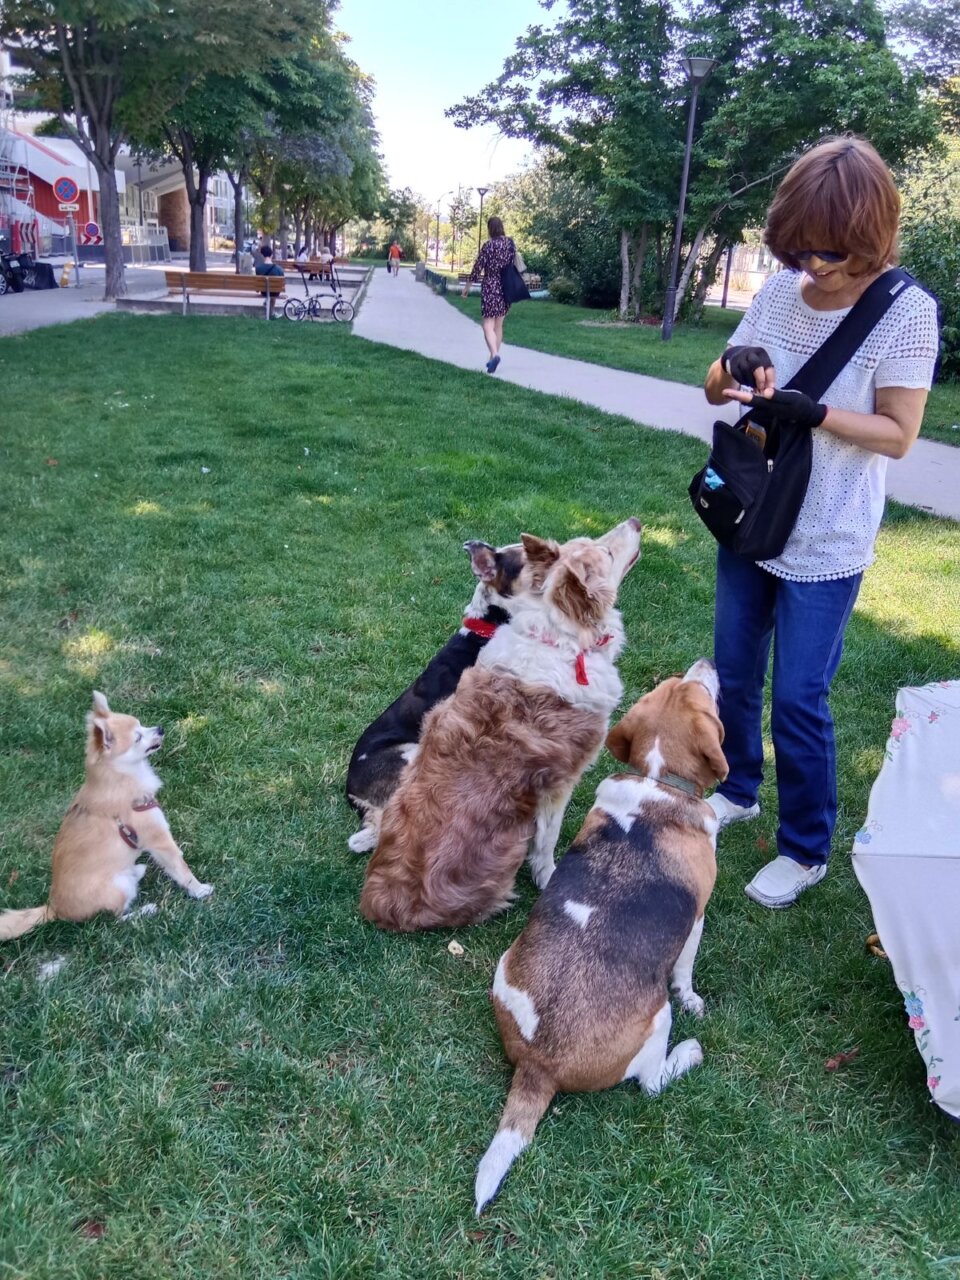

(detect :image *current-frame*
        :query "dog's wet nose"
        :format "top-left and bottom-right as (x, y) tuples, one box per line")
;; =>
(157, 726), (165, 738)
(627, 517), (642, 533)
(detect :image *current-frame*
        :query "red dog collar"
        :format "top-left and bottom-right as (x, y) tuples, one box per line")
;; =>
(576, 634), (613, 686)
(462, 617), (499, 640)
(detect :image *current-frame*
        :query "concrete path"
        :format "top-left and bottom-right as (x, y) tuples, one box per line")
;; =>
(0, 265), (164, 336)
(354, 266), (960, 522)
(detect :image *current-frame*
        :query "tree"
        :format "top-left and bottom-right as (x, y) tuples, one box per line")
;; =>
(446, 188), (477, 270)
(1, 0), (303, 298)
(246, 39), (383, 258)
(448, 0), (679, 318)
(449, 0), (938, 319)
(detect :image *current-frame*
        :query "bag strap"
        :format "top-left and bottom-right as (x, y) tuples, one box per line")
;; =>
(784, 266), (916, 400)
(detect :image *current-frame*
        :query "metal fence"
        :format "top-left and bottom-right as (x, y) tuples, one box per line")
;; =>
(423, 267), (447, 294)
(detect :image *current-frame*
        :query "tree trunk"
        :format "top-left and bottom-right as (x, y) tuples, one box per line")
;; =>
(90, 154), (127, 300)
(630, 223), (649, 321)
(53, 30), (126, 300)
(673, 224), (706, 322)
(226, 170), (245, 274)
(278, 207), (289, 262)
(188, 184), (208, 272)
(618, 228), (631, 320)
(691, 237), (729, 320)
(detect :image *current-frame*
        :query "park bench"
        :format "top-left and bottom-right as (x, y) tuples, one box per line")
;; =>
(163, 270), (285, 319)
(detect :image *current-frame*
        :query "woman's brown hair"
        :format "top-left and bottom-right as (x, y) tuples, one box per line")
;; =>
(764, 136), (900, 273)
(487, 216), (505, 239)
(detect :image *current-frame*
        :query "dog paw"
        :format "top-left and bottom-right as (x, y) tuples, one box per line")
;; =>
(138, 902), (159, 917)
(531, 861), (555, 891)
(675, 1038), (704, 1071)
(348, 827), (377, 854)
(681, 991), (705, 1018)
(190, 882), (214, 900)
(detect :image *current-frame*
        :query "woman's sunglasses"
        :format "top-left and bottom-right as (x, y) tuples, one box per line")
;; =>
(793, 249), (848, 264)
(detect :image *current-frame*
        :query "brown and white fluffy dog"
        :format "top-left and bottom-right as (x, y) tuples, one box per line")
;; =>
(474, 659), (727, 1213)
(0, 692), (212, 941)
(359, 518), (643, 933)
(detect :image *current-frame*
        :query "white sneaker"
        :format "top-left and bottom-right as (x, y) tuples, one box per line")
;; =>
(707, 793), (760, 830)
(745, 855), (827, 909)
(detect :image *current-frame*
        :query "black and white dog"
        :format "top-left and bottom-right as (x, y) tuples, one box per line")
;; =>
(345, 540), (527, 852)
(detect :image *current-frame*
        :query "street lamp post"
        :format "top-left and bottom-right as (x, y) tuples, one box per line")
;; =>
(661, 55), (717, 342)
(476, 187), (489, 258)
(434, 190), (452, 267)
(136, 154), (144, 229)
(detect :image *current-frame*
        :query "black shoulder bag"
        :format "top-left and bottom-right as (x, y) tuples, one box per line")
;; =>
(688, 267), (916, 561)
(501, 241), (531, 305)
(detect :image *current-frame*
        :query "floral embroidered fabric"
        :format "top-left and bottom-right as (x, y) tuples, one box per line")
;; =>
(853, 680), (960, 1122)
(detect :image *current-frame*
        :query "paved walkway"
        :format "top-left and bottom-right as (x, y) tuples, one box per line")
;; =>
(354, 267), (960, 521)
(0, 265), (164, 336)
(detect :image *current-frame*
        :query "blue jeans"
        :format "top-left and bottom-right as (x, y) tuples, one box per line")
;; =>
(714, 546), (862, 867)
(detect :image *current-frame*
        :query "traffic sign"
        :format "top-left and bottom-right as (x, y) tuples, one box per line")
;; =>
(58, 202), (80, 212)
(84, 221), (100, 238)
(53, 175), (80, 203)
(80, 220), (103, 246)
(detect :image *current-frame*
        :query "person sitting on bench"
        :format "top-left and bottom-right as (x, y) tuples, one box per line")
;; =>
(255, 245), (284, 277)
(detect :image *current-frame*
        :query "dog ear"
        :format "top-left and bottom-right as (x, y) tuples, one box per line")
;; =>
(698, 713), (729, 784)
(520, 534), (560, 588)
(92, 690), (111, 716)
(552, 558), (613, 626)
(463, 540), (498, 583)
(88, 715), (114, 754)
(606, 706), (640, 763)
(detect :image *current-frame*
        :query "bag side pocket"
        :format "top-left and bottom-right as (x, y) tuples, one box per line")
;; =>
(688, 421), (768, 548)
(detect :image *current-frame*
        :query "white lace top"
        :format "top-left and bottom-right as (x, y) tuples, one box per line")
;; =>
(728, 269), (939, 581)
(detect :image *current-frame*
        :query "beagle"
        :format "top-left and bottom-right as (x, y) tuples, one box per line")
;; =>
(474, 659), (726, 1212)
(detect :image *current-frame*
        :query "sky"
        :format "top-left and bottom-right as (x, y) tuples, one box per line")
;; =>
(335, 0), (545, 204)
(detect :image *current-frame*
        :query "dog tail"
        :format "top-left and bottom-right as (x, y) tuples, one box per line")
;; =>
(0, 905), (54, 941)
(474, 1060), (556, 1214)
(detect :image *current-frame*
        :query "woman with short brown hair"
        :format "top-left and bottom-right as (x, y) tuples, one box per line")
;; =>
(463, 215), (519, 374)
(702, 136), (939, 909)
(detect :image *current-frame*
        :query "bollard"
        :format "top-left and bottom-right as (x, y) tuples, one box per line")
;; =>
(59, 262), (72, 288)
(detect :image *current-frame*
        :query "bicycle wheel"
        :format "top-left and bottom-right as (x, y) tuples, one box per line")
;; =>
(283, 297), (307, 321)
(332, 298), (355, 323)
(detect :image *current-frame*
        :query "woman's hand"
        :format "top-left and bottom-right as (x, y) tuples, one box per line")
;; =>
(727, 388), (827, 429)
(704, 345), (776, 406)
(721, 345), (776, 395)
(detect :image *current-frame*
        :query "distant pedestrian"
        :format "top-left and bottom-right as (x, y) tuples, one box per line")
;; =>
(463, 216), (518, 374)
(388, 240), (402, 276)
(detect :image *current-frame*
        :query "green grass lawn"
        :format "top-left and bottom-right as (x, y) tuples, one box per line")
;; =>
(448, 294), (960, 448)
(1, 314), (959, 1279)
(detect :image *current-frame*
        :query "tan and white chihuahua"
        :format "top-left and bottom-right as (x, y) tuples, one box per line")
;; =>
(0, 691), (212, 940)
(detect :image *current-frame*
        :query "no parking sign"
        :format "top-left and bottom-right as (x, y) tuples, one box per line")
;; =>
(54, 175), (80, 204)
(81, 221), (102, 246)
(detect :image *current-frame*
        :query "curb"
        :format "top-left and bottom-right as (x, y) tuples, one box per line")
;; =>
(351, 266), (376, 318)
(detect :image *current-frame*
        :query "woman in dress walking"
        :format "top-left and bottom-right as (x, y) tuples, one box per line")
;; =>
(463, 216), (517, 374)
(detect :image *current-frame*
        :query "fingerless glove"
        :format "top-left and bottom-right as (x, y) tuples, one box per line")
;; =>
(744, 388), (828, 430)
(720, 345), (774, 386)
